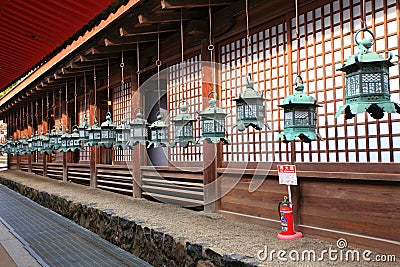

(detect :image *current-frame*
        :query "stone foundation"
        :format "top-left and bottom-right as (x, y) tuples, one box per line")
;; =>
(0, 177), (257, 267)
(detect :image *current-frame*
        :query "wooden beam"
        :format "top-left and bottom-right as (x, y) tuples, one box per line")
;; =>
(161, 0), (233, 9)
(91, 45), (137, 54)
(104, 35), (157, 46)
(120, 24), (179, 37)
(138, 10), (206, 24)
(80, 53), (120, 62)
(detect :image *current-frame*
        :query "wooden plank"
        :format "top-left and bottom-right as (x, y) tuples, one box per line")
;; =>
(97, 179), (133, 187)
(142, 192), (203, 206)
(142, 177), (204, 188)
(142, 185), (204, 198)
(97, 185), (132, 194)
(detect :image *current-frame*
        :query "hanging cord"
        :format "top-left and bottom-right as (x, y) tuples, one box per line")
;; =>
(46, 93), (49, 128)
(35, 99), (39, 133)
(74, 77), (77, 125)
(108, 58), (111, 113)
(157, 26), (162, 113)
(136, 41), (140, 93)
(180, 10), (186, 100)
(65, 82), (68, 130)
(59, 87), (62, 130)
(295, 0), (301, 78)
(31, 101), (34, 132)
(94, 62), (97, 122)
(361, 0), (367, 30)
(208, 2), (216, 94)
(41, 96), (44, 133)
(245, 0), (253, 78)
(84, 71), (87, 117)
(121, 50), (125, 86)
(26, 104), (29, 131)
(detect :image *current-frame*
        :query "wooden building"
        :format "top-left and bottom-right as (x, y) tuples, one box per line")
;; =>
(0, 0), (399, 254)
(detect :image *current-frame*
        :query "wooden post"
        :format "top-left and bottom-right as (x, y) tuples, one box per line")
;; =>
(131, 72), (144, 198)
(89, 90), (98, 188)
(201, 39), (220, 212)
(42, 110), (48, 178)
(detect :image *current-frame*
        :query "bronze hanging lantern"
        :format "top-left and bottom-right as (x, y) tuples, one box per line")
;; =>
(67, 126), (83, 152)
(49, 126), (63, 151)
(277, 76), (322, 143)
(98, 112), (117, 148)
(41, 132), (53, 154)
(59, 128), (70, 152)
(197, 91), (230, 144)
(170, 101), (196, 148)
(148, 112), (169, 148)
(233, 75), (270, 131)
(87, 117), (101, 147)
(5, 138), (14, 154)
(114, 119), (130, 150)
(336, 29), (400, 119)
(78, 114), (90, 145)
(128, 108), (148, 147)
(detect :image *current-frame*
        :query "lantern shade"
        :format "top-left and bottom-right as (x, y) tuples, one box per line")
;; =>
(87, 117), (101, 147)
(77, 114), (90, 145)
(170, 101), (196, 148)
(98, 112), (117, 148)
(148, 113), (169, 148)
(114, 119), (130, 150)
(233, 77), (270, 131)
(197, 93), (230, 144)
(128, 109), (148, 147)
(336, 29), (400, 120)
(49, 126), (63, 151)
(277, 81), (322, 143)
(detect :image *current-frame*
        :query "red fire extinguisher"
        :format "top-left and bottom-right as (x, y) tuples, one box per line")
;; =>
(277, 196), (302, 240)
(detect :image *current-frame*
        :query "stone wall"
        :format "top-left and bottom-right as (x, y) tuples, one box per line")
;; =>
(0, 177), (257, 267)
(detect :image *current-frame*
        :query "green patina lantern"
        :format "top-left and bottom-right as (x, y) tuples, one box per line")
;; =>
(233, 75), (270, 131)
(336, 29), (400, 120)
(114, 119), (130, 150)
(66, 125), (83, 152)
(128, 108), (148, 148)
(20, 137), (29, 155)
(26, 134), (34, 154)
(15, 139), (23, 155)
(277, 77), (322, 143)
(98, 112), (116, 148)
(5, 138), (14, 154)
(36, 132), (45, 153)
(197, 91), (230, 144)
(148, 112), (169, 148)
(11, 140), (19, 156)
(41, 132), (53, 154)
(49, 126), (63, 151)
(170, 101), (196, 148)
(77, 114), (90, 145)
(87, 117), (101, 147)
(59, 128), (70, 152)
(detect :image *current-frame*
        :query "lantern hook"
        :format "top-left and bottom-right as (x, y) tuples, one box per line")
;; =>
(207, 91), (218, 99)
(294, 75), (304, 86)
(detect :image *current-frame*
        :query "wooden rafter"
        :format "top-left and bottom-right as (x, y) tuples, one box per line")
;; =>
(119, 24), (179, 37)
(138, 10), (206, 24)
(104, 35), (158, 46)
(161, 0), (233, 9)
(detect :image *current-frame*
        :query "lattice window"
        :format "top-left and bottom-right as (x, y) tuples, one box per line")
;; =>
(78, 99), (90, 161)
(220, 0), (400, 164)
(113, 81), (132, 162)
(168, 55), (203, 162)
(221, 22), (290, 163)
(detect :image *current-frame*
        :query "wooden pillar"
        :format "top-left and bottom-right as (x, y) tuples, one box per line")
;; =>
(62, 101), (70, 182)
(42, 99), (48, 177)
(201, 39), (220, 212)
(16, 110), (21, 170)
(131, 72), (144, 198)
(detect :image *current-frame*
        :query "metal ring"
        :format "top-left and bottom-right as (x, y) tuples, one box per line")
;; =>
(207, 91), (218, 99)
(354, 29), (375, 46)
(136, 70), (141, 75)
(134, 107), (144, 115)
(156, 59), (162, 66)
(384, 51), (393, 61)
(177, 100), (190, 111)
(294, 75), (304, 85)
(120, 62), (125, 68)
(208, 44), (214, 51)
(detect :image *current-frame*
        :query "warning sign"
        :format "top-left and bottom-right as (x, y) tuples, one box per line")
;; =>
(277, 165), (297, 185)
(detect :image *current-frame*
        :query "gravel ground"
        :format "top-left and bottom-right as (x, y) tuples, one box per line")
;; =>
(0, 170), (398, 267)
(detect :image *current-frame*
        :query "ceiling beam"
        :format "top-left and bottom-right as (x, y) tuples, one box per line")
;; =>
(91, 45), (137, 54)
(161, 0), (233, 9)
(138, 10), (206, 24)
(80, 53), (120, 62)
(120, 23), (179, 37)
(104, 35), (158, 46)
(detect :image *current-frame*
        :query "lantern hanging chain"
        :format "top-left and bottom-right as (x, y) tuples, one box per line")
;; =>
(46, 93), (49, 122)
(157, 26), (162, 113)
(136, 41), (140, 91)
(65, 82), (68, 118)
(41, 96), (44, 133)
(31, 101), (34, 132)
(74, 76), (77, 125)
(121, 50), (125, 85)
(59, 87), (62, 130)
(180, 10), (185, 100)
(94, 62), (97, 122)
(208, 1), (216, 94)
(108, 58), (111, 113)
(35, 99), (39, 133)
(361, 0), (367, 30)
(295, 0), (301, 81)
(245, 0), (253, 79)
(84, 71), (87, 117)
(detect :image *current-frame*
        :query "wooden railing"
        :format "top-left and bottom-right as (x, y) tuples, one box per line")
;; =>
(67, 164), (90, 186)
(141, 166), (204, 207)
(96, 164), (132, 195)
(32, 162), (43, 176)
(47, 163), (63, 180)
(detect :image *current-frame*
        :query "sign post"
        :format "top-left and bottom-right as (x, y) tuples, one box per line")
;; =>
(277, 165), (297, 205)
